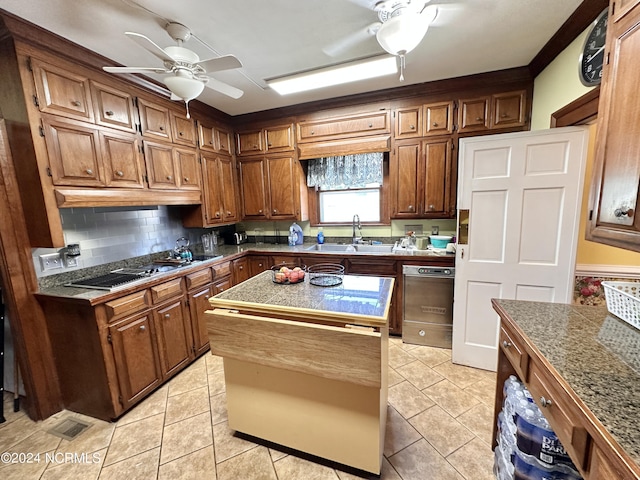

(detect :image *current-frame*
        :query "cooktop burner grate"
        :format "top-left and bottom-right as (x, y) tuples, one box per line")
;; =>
(66, 272), (147, 291)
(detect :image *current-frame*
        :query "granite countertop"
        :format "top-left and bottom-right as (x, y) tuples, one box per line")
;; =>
(36, 241), (451, 303)
(494, 299), (640, 466)
(210, 270), (394, 327)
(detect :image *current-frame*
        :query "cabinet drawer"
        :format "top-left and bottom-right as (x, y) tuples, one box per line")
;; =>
(499, 324), (529, 381)
(297, 111), (390, 142)
(105, 290), (150, 322)
(347, 258), (396, 276)
(527, 360), (591, 474)
(150, 278), (184, 304)
(186, 267), (212, 290)
(212, 260), (231, 280)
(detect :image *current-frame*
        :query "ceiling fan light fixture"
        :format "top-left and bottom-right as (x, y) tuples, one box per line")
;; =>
(164, 74), (205, 102)
(376, 12), (430, 56)
(267, 56), (398, 95)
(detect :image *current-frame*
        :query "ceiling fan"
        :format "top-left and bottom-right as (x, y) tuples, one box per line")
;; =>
(325, 0), (438, 80)
(103, 22), (243, 117)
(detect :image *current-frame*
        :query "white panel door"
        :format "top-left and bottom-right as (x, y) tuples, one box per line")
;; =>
(452, 127), (589, 371)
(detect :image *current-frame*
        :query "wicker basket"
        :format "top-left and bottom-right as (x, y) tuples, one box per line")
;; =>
(602, 281), (640, 330)
(308, 263), (344, 287)
(271, 264), (306, 284)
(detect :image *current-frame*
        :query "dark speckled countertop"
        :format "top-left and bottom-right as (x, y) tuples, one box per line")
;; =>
(494, 299), (640, 466)
(210, 271), (394, 327)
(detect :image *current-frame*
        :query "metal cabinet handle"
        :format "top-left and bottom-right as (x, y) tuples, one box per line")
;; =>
(159, 126), (164, 131)
(502, 340), (511, 349)
(179, 131), (184, 136)
(209, 140), (214, 144)
(408, 205), (414, 211)
(164, 314), (170, 319)
(501, 113), (509, 118)
(205, 295), (210, 299)
(226, 211), (232, 216)
(183, 177), (189, 182)
(139, 325), (146, 331)
(86, 169), (93, 175)
(239, 265), (244, 270)
(116, 171), (124, 177)
(614, 208), (634, 218)
(166, 175), (172, 181)
(410, 124), (415, 130)
(105, 110), (114, 116)
(475, 117), (483, 121)
(310, 130), (315, 135)
(273, 209), (278, 214)
(433, 122), (438, 127)
(418, 329), (426, 337)
(258, 209), (263, 214)
(368, 123), (373, 127)
(215, 212), (220, 218)
(540, 396), (552, 408)
(72, 100), (81, 107)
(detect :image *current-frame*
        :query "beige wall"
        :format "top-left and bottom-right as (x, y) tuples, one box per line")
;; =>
(531, 27), (640, 270)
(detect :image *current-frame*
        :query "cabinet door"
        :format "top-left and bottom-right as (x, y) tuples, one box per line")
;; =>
(138, 98), (172, 142)
(612, 0), (640, 22)
(491, 91), (526, 129)
(421, 137), (452, 217)
(212, 276), (232, 294)
(91, 80), (137, 132)
(219, 155), (239, 222)
(239, 157), (268, 219)
(394, 106), (422, 139)
(232, 257), (250, 285)
(41, 116), (105, 186)
(171, 113), (197, 147)
(188, 285), (213, 356)
(100, 130), (145, 188)
(458, 97), (489, 133)
(198, 121), (216, 152)
(249, 256), (270, 277)
(236, 130), (263, 155)
(31, 58), (94, 122)
(392, 141), (420, 217)
(265, 124), (294, 152)
(423, 101), (454, 136)
(297, 110), (390, 142)
(215, 126), (233, 154)
(267, 155), (297, 218)
(202, 152), (225, 224)
(588, 9), (640, 251)
(144, 141), (178, 189)
(109, 313), (162, 410)
(175, 147), (201, 190)
(154, 299), (193, 378)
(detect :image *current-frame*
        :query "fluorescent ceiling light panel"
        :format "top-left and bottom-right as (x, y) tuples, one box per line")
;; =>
(267, 56), (398, 95)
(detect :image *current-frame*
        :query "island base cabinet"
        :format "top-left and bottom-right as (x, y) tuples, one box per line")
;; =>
(224, 358), (386, 475)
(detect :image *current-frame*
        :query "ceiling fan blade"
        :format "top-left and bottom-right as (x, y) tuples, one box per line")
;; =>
(322, 22), (380, 57)
(125, 31), (175, 63)
(204, 78), (244, 99)
(103, 66), (169, 74)
(196, 54), (242, 73)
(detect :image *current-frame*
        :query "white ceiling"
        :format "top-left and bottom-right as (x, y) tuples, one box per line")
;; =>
(0, 0), (583, 116)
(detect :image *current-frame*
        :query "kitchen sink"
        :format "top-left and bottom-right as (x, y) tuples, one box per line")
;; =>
(304, 243), (394, 253)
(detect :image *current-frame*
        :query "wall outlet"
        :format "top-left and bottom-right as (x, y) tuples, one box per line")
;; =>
(39, 253), (63, 271)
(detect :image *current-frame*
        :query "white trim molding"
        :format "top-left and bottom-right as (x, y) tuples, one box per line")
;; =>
(575, 263), (640, 279)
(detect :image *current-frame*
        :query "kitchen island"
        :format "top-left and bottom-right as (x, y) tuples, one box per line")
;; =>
(206, 270), (394, 475)
(492, 299), (640, 479)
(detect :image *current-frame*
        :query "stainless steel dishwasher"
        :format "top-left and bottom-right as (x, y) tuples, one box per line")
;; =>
(402, 265), (455, 348)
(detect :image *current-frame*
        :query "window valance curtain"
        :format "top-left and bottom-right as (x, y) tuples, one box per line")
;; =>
(306, 152), (383, 191)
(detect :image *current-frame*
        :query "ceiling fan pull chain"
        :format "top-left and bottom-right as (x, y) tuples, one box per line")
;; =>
(399, 54), (406, 82)
(185, 101), (191, 119)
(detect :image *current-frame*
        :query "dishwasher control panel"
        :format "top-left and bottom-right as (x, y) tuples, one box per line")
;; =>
(403, 265), (455, 277)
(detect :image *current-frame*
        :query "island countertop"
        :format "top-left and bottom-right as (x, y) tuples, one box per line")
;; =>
(492, 299), (640, 469)
(209, 270), (394, 328)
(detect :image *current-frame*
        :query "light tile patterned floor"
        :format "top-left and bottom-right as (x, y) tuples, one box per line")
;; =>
(0, 337), (497, 479)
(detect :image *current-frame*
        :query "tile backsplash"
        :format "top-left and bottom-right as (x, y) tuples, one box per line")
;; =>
(32, 206), (209, 277)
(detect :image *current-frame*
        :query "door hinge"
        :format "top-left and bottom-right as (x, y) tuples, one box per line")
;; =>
(27, 57), (33, 72)
(118, 395), (123, 405)
(144, 175), (149, 184)
(451, 142), (455, 150)
(45, 166), (52, 177)
(452, 124), (457, 132)
(138, 145), (144, 154)
(107, 334), (112, 344)
(605, 52), (610, 66)
(192, 345), (196, 354)
(33, 95), (40, 107)
(39, 125), (45, 137)
(589, 209), (593, 221)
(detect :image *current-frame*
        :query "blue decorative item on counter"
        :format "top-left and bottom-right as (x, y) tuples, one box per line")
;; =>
(317, 228), (324, 244)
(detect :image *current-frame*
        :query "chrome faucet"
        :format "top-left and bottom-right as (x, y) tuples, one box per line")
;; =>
(352, 214), (362, 244)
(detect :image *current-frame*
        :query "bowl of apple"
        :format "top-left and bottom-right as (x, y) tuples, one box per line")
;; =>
(271, 264), (307, 284)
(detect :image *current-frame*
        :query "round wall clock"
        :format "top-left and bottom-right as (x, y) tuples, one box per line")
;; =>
(579, 8), (608, 86)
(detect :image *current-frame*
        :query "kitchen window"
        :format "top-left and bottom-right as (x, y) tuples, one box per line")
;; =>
(306, 152), (390, 225)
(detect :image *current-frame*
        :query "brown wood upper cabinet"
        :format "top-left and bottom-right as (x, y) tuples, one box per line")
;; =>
(90, 80), (137, 133)
(201, 152), (239, 225)
(458, 90), (526, 133)
(137, 97), (172, 142)
(31, 57), (94, 123)
(391, 137), (455, 219)
(236, 123), (295, 156)
(238, 155), (306, 220)
(143, 141), (201, 191)
(587, 1), (640, 253)
(198, 120), (233, 155)
(170, 112), (197, 147)
(297, 110), (390, 143)
(394, 102), (454, 139)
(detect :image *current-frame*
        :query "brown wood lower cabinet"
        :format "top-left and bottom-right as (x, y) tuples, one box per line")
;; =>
(153, 298), (193, 379)
(108, 312), (162, 411)
(189, 285), (214, 355)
